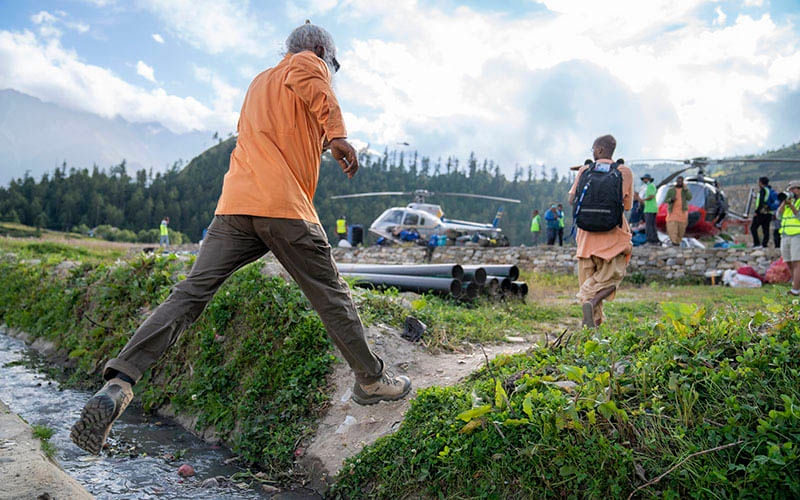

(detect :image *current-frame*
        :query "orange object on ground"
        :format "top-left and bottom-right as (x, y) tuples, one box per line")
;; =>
(765, 258), (791, 283)
(215, 51), (347, 225)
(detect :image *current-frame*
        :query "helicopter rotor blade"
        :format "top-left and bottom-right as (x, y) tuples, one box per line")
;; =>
(656, 166), (696, 188)
(706, 158), (799, 164)
(434, 192), (521, 203)
(629, 159), (691, 164)
(330, 191), (411, 199)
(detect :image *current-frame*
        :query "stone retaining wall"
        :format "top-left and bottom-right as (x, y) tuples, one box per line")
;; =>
(332, 245), (781, 279)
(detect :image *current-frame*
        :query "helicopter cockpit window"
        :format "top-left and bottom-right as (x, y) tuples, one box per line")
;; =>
(688, 183), (705, 207)
(379, 210), (404, 225)
(403, 213), (420, 225)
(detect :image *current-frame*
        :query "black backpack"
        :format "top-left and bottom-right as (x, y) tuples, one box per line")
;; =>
(573, 161), (624, 232)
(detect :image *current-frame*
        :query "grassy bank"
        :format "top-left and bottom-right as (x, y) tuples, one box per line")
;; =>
(331, 297), (800, 499)
(0, 247), (334, 476)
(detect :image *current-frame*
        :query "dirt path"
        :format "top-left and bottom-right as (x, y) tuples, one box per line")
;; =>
(301, 323), (541, 490)
(0, 399), (94, 500)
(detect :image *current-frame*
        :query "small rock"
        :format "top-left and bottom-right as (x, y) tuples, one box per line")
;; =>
(340, 388), (352, 402)
(178, 464), (195, 477)
(504, 335), (526, 343)
(552, 380), (579, 392)
(335, 415), (357, 434)
(201, 478), (219, 488)
(262, 484), (280, 493)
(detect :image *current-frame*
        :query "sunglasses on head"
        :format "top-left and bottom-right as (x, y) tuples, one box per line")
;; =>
(332, 57), (340, 73)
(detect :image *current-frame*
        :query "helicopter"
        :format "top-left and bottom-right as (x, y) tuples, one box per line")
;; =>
(629, 157), (800, 236)
(329, 189), (521, 246)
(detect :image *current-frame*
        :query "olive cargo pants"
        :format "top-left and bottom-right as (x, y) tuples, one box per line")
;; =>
(104, 215), (384, 385)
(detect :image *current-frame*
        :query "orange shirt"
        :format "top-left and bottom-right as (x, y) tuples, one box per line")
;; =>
(569, 160), (634, 261)
(215, 51), (347, 225)
(666, 188), (688, 223)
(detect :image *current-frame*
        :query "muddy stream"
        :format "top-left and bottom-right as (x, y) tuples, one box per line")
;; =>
(0, 332), (318, 499)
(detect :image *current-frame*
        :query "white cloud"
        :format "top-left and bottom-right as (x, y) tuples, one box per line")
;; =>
(140, 0), (277, 56)
(31, 10), (90, 37)
(286, 0), (339, 22)
(152, 33), (164, 44)
(193, 66), (242, 123)
(333, 1), (800, 170)
(136, 60), (156, 82)
(31, 11), (61, 38)
(0, 29), (234, 133)
(744, 0), (764, 6)
(83, 0), (117, 6)
(714, 6), (727, 25)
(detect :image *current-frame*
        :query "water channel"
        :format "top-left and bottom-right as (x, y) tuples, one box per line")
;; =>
(0, 332), (317, 499)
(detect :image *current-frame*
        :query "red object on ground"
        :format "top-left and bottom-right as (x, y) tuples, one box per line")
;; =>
(737, 266), (765, 282)
(177, 464), (195, 477)
(765, 258), (792, 283)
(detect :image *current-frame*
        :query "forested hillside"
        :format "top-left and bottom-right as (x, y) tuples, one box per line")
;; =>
(0, 138), (576, 245)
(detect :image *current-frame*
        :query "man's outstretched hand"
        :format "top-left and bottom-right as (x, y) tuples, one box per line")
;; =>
(329, 138), (359, 179)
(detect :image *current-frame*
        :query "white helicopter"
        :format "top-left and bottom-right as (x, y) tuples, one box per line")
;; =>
(330, 189), (521, 246)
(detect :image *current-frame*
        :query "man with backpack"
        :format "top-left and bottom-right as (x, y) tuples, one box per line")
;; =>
(752, 176), (778, 248)
(569, 134), (633, 328)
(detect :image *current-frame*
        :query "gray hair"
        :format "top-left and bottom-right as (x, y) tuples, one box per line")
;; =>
(286, 22), (337, 73)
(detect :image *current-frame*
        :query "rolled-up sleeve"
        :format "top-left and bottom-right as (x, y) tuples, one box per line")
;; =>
(284, 51), (347, 141)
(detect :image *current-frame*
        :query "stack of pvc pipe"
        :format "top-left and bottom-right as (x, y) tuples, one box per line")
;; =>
(338, 263), (527, 300)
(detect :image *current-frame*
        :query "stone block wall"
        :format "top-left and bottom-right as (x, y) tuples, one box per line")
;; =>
(332, 245), (781, 279)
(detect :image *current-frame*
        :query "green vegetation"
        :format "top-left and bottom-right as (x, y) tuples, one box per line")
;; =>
(331, 297), (800, 499)
(0, 239), (126, 262)
(356, 289), (568, 351)
(0, 137), (576, 245)
(32, 424), (56, 459)
(1, 239), (796, 496)
(0, 251), (333, 475)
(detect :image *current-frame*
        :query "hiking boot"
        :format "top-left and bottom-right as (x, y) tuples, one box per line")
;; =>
(70, 378), (133, 454)
(352, 370), (412, 405)
(581, 302), (596, 329)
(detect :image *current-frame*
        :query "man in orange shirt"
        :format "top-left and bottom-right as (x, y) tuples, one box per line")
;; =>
(664, 176), (692, 245)
(71, 23), (411, 455)
(569, 135), (633, 328)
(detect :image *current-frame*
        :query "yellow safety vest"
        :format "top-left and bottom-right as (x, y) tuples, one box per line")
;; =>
(160, 222), (168, 236)
(780, 199), (800, 236)
(336, 219), (346, 234)
(531, 215), (540, 232)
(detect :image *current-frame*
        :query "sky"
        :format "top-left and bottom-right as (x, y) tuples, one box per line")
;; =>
(1, 0), (799, 176)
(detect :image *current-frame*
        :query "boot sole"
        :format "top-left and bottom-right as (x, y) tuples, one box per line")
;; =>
(70, 394), (117, 455)
(582, 303), (595, 329)
(352, 382), (412, 406)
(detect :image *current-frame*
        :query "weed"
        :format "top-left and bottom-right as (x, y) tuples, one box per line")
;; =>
(32, 424), (56, 459)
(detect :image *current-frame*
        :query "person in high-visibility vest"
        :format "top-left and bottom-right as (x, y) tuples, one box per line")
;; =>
(159, 217), (170, 246)
(336, 216), (347, 240)
(530, 209), (541, 246)
(778, 181), (800, 295)
(557, 203), (565, 246)
(639, 173), (659, 244)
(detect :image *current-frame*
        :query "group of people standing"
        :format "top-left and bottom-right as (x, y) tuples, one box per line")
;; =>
(530, 204), (566, 246)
